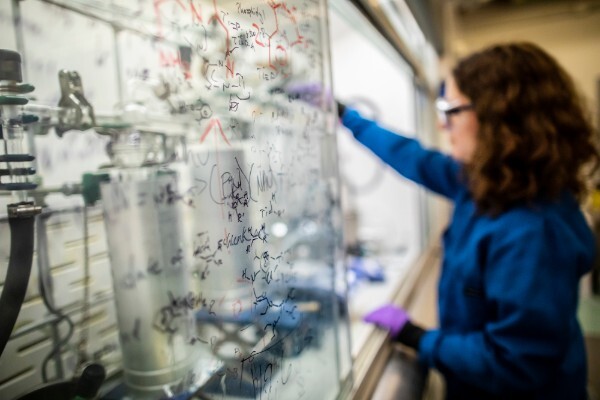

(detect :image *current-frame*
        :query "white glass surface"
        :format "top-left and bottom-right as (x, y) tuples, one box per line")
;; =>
(0, 0), (351, 399)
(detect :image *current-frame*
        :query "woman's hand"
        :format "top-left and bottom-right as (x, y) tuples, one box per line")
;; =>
(363, 304), (425, 349)
(363, 304), (410, 336)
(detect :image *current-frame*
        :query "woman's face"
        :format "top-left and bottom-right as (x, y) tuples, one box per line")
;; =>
(442, 76), (479, 163)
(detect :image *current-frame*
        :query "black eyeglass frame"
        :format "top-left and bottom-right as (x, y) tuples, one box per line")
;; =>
(435, 98), (474, 127)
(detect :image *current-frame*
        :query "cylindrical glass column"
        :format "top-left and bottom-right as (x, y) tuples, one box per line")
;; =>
(101, 169), (214, 398)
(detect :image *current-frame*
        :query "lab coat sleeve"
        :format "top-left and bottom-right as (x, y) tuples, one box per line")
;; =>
(341, 108), (462, 199)
(418, 220), (576, 394)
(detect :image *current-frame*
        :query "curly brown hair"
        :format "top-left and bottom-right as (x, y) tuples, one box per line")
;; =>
(453, 42), (600, 214)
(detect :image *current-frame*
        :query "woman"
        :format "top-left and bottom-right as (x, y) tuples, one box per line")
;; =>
(346, 43), (599, 399)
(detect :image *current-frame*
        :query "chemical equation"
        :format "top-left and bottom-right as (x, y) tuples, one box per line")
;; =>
(103, 179), (199, 216)
(188, 156), (284, 214)
(153, 290), (216, 334)
(148, 0), (324, 121)
(239, 335), (294, 399)
(217, 224), (268, 252)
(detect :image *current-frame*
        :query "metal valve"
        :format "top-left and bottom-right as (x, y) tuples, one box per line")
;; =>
(56, 69), (96, 136)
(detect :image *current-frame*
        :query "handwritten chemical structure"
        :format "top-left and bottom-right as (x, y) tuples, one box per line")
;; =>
(6, 0), (346, 398)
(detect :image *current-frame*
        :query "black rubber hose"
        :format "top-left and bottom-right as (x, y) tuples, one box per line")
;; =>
(0, 214), (35, 357)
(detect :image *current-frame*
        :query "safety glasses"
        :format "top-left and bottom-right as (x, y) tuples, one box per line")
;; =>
(435, 98), (473, 128)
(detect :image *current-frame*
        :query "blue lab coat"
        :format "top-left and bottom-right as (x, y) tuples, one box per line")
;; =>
(341, 108), (593, 399)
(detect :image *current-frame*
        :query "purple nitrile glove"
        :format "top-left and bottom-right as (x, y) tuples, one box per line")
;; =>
(285, 81), (334, 108)
(363, 304), (410, 337)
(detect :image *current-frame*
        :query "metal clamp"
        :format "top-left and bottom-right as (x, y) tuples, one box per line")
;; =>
(7, 202), (42, 218)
